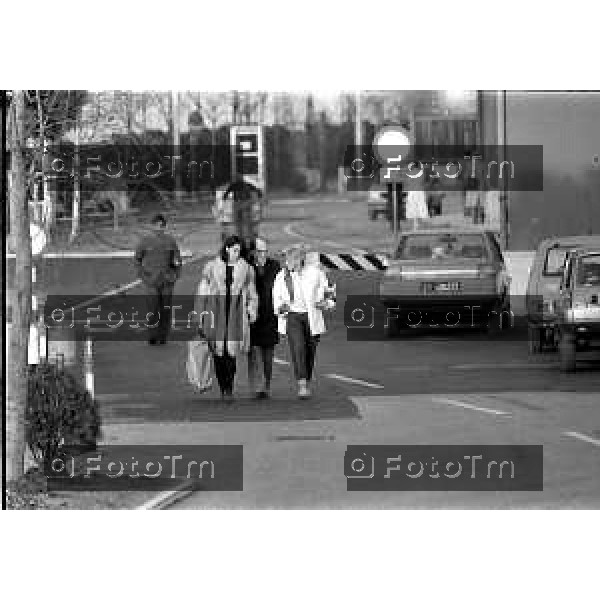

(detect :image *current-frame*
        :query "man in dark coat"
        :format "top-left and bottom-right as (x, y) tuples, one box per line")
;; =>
(134, 213), (182, 345)
(248, 236), (280, 398)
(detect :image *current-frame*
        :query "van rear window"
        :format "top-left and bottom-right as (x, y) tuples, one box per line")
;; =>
(543, 246), (574, 276)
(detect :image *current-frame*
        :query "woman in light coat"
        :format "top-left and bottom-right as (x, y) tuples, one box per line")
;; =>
(195, 235), (258, 403)
(272, 247), (335, 398)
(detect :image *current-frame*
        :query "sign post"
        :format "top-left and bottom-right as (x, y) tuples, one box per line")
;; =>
(375, 126), (412, 237)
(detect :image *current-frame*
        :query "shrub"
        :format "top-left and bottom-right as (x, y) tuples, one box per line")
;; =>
(26, 362), (102, 470)
(5, 470), (49, 510)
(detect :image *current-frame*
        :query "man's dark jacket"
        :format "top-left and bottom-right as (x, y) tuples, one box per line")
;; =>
(134, 231), (182, 288)
(250, 257), (280, 347)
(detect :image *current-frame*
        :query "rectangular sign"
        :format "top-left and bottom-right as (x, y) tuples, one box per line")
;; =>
(345, 445), (543, 491)
(46, 445), (244, 491)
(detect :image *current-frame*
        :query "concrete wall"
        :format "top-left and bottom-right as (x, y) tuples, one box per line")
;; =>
(504, 92), (600, 250)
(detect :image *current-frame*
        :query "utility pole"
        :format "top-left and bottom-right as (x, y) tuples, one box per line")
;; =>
(319, 110), (327, 192)
(355, 90), (362, 149)
(497, 90), (508, 249)
(172, 90), (182, 204)
(71, 114), (80, 241)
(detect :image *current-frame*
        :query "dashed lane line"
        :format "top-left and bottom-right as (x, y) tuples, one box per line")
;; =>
(563, 431), (600, 447)
(451, 362), (556, 371)
(431, 396), (512, 417)
(323, 373), (385, 389)
(274, 357), (383, 389)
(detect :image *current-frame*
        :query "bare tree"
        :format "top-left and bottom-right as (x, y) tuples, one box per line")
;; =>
(6, 90), (32, 482)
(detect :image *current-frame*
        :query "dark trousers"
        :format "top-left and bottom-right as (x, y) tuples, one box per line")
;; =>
(146, 282), (174, 342)
(248, 345), (275, 389)
(286, 312), (320, 382)
(213, 352), (236, 394)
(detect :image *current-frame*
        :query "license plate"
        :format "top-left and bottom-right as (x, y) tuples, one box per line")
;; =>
(572, 306), (600, 320)
(423, 281), (462, 294)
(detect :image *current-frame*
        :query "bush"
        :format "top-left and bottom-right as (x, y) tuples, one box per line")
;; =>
(5, 470), (49, 510)
(26, 363), (102, 470)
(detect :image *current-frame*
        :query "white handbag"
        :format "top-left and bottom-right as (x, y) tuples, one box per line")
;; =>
(186, 337), (214, 393)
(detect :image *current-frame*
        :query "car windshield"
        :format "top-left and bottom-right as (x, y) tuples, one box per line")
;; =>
(396, 234), (488, 260)
(543, 246), (574, 276)
(576, 254), (600, 285)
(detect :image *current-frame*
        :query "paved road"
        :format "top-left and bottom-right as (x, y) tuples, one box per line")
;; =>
(91, 267), (600, 508)
(7, 197), (600, 508)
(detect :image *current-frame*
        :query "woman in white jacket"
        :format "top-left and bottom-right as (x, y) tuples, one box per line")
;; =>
(272, 247), (335, 398)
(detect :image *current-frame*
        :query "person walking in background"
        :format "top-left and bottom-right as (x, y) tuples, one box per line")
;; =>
(464, 177), (482, 222)
(427, 178), (445, 218)
(247, 237), (281, 399)
(405, 188), (429, 226)
(273, 246), (335, 399)
(195, 235), (258, 403)
(134, 213), (182, 345)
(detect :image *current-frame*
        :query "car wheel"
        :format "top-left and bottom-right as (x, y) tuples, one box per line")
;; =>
(528, 325), (541, 354)
(559, 330), (577, 372)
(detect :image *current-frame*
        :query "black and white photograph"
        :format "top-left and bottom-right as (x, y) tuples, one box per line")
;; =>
(1, 4), (597, 599)
(6, 86), (600, 509)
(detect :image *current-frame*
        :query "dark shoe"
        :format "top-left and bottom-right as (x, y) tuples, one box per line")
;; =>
(255, 391), (268, 399)
(148, 339), (158, 346)
(159, 339), (167, 345)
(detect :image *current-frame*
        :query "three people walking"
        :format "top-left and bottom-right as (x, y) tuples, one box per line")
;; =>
(192, 236), (334, 402)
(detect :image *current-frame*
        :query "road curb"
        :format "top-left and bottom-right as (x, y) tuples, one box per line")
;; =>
(135, 480), (195, 510)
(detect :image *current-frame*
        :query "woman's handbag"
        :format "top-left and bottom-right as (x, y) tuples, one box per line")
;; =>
(186, 335), (214, 393)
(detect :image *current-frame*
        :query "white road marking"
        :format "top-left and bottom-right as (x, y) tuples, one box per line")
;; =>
(70, 254), (198, 311)
(283, 223), (366, 255)
(7, 251), (192, 259)
(136, 480), (195, 510)
(324, 373), (385, 389)
(451, 363), (555, 371)
(432, 396), (512, 416)
(389, 363), (554, 372)
(563, 431), (600, 447)
(274, 358), (384, 389)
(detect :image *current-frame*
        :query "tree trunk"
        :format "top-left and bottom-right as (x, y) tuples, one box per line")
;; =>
(6, 90), (32, 482)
